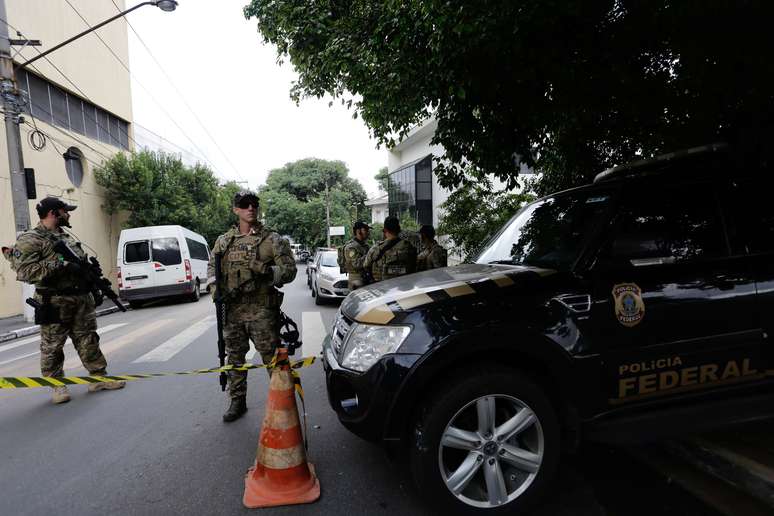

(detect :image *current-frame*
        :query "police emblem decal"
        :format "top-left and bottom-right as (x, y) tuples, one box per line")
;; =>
(612, 283), (645, 327)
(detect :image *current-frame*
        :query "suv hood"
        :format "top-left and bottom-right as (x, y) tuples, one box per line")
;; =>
(341, 263), (556, 324)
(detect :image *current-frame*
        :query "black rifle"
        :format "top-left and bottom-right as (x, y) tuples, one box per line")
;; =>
(213, 253), (227, 391)
(53, 240), (126, 312)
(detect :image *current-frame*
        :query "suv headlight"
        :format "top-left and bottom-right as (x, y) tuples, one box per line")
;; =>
(341, 323), (411, 372)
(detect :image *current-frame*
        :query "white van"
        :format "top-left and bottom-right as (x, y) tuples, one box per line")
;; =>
(117, 225), (210, 308)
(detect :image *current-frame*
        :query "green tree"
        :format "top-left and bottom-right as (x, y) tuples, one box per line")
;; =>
(94, 150), (239, 245)
(260, 158), (367, 248)
(244, 1), (774, 193)
(438, 177), (535, 261)
(374, 166), (389, 193)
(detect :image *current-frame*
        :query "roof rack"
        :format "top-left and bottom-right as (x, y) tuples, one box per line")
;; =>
(593, 143), (728, 184)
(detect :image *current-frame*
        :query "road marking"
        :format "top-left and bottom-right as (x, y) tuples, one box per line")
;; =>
(0, 324), (128, 366)
(301, 311), (327, 358)
(133, 316), (215, 363)
(64, 319), (173, 371)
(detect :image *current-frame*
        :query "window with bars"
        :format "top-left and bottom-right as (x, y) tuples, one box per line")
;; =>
(16, 68), (130, 150)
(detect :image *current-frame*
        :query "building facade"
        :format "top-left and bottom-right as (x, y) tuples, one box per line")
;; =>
(0, 0), (132, 318)
(365, 194), (388, 225)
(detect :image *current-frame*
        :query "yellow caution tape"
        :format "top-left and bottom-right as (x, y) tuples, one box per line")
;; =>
(0, 356), (317, 389)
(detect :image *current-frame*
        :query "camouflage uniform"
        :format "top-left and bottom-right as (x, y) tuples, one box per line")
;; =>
(342, 237), (370, 290)
(207, 222), (296, 399)
(417, 240), (448, 271)
(7, 223), (107, 377)
(364, 238), (418, 282)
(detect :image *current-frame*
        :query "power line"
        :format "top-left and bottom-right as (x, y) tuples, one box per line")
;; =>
(62, 0), (236, 181)
(109, 0), (247, 182)
(0, 16), (134, 157)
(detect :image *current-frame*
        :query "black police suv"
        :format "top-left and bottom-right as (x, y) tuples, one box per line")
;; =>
(322, 143), (774, 514)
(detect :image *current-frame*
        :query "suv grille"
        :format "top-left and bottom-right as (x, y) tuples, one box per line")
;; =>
(331, 312), (353, 357)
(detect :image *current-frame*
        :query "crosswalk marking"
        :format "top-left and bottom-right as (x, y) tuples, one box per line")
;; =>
(246, 348), (257, 361)
(301, 311), (327, 358)
(64, 319), (173, 371)
(133, 316), (215, 363)
(0, 324), (128, 367)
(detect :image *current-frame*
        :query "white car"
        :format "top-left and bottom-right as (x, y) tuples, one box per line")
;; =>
(310, 250), (349, 305)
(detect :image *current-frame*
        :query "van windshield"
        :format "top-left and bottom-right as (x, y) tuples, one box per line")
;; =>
(152, 238), (182, 265)
(125, 241), (150, 263)
(475, 190), (614, 271)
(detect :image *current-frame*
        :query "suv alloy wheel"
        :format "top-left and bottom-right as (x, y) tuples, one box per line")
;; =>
(410, 366), (559, 514)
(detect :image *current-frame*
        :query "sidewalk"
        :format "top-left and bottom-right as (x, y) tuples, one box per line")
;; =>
(0, 305), (123, 343)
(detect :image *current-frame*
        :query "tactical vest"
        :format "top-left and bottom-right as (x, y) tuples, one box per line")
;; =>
(221, 228), (279, 307)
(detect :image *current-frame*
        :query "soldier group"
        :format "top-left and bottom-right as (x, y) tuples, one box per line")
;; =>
(342, 215), (448, 291)
(3, 192), (446, 421)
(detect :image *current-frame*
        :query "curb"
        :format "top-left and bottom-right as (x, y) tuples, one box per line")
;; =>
(0, 306), (122, 343)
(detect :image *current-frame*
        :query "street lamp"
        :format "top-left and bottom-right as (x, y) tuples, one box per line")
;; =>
(19, 1), (177, 68)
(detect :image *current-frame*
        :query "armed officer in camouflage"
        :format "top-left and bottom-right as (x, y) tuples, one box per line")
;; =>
(342, 221), (371, 290)
(2, 197), (124, 404)
(364, 216), (417, 282)
(416, 224), (448, 271)
(207, 191), (297, 422)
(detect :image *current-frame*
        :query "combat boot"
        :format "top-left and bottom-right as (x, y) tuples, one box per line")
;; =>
(223, 396), (247, 422)
(51, 386), (71, 404)
(88, 380), (126, 392)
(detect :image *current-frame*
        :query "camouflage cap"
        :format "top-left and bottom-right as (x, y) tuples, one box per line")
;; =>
(233, 190), (259, 207)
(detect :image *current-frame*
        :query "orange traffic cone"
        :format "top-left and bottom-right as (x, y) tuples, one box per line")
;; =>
(243, 347), (320, 508)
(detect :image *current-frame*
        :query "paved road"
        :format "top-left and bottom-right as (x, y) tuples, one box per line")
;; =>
(0, 266), (720, 515)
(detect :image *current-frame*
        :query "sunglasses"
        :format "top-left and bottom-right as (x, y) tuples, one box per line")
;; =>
(236, 199), (259, 209)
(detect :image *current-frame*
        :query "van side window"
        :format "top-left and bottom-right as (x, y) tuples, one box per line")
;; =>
(152, 238), (182, 265)
(125, 241), (150, 263)
(185, 238), (209, 261)
(608, 182), (726, 266)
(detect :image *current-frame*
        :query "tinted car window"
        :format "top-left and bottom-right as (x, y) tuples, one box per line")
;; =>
(727, 177), (774, 254)
(125, 241), (150, 263)
(609, 182), (725, 265)
(152, 238), (182, 265)
(476, 189), (614, 270)
(185, 237), (209, 261)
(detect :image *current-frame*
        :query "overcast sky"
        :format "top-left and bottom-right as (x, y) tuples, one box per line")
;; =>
(126, 0), (384, 197)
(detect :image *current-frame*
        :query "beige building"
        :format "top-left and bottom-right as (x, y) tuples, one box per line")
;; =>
(0, 0), (132, 318)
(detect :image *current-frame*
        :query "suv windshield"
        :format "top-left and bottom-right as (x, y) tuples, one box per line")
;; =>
(476, 190), (614, 270)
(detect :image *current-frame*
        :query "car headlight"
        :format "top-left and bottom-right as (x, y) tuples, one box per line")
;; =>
(341, 323), (411, 372)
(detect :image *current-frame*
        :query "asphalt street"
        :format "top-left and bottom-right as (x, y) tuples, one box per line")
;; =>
(0, 266), (721, 515)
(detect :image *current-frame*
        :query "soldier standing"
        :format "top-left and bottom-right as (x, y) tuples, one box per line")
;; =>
(416, 224), (448, 271)
(4, 197), (124, 404)
(207, 191), (297, 423)
(342, 221), (371, 290)
(364, 216), (417, 282)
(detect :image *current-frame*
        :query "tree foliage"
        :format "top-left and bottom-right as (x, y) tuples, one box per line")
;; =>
(374, 166), (389, 193)
(259, 158), (367, 248)
(244, 1), (774, 193)
(94, 150), (240, 246)
(438, 177), (535, 261)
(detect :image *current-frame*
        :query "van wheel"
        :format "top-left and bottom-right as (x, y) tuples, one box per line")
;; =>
(189, 280), (201, 302)
(410, 366), (559, 515)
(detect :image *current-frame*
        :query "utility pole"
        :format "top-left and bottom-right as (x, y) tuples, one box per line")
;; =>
(0, 0), (30, 235)
(0, 0), (35, 322)
(325, 179), (331, 248)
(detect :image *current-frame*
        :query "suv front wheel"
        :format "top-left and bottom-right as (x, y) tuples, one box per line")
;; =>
(410, 366), (559, 515)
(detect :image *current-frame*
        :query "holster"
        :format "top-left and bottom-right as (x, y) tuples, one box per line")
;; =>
(34, 294), (61, 325)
